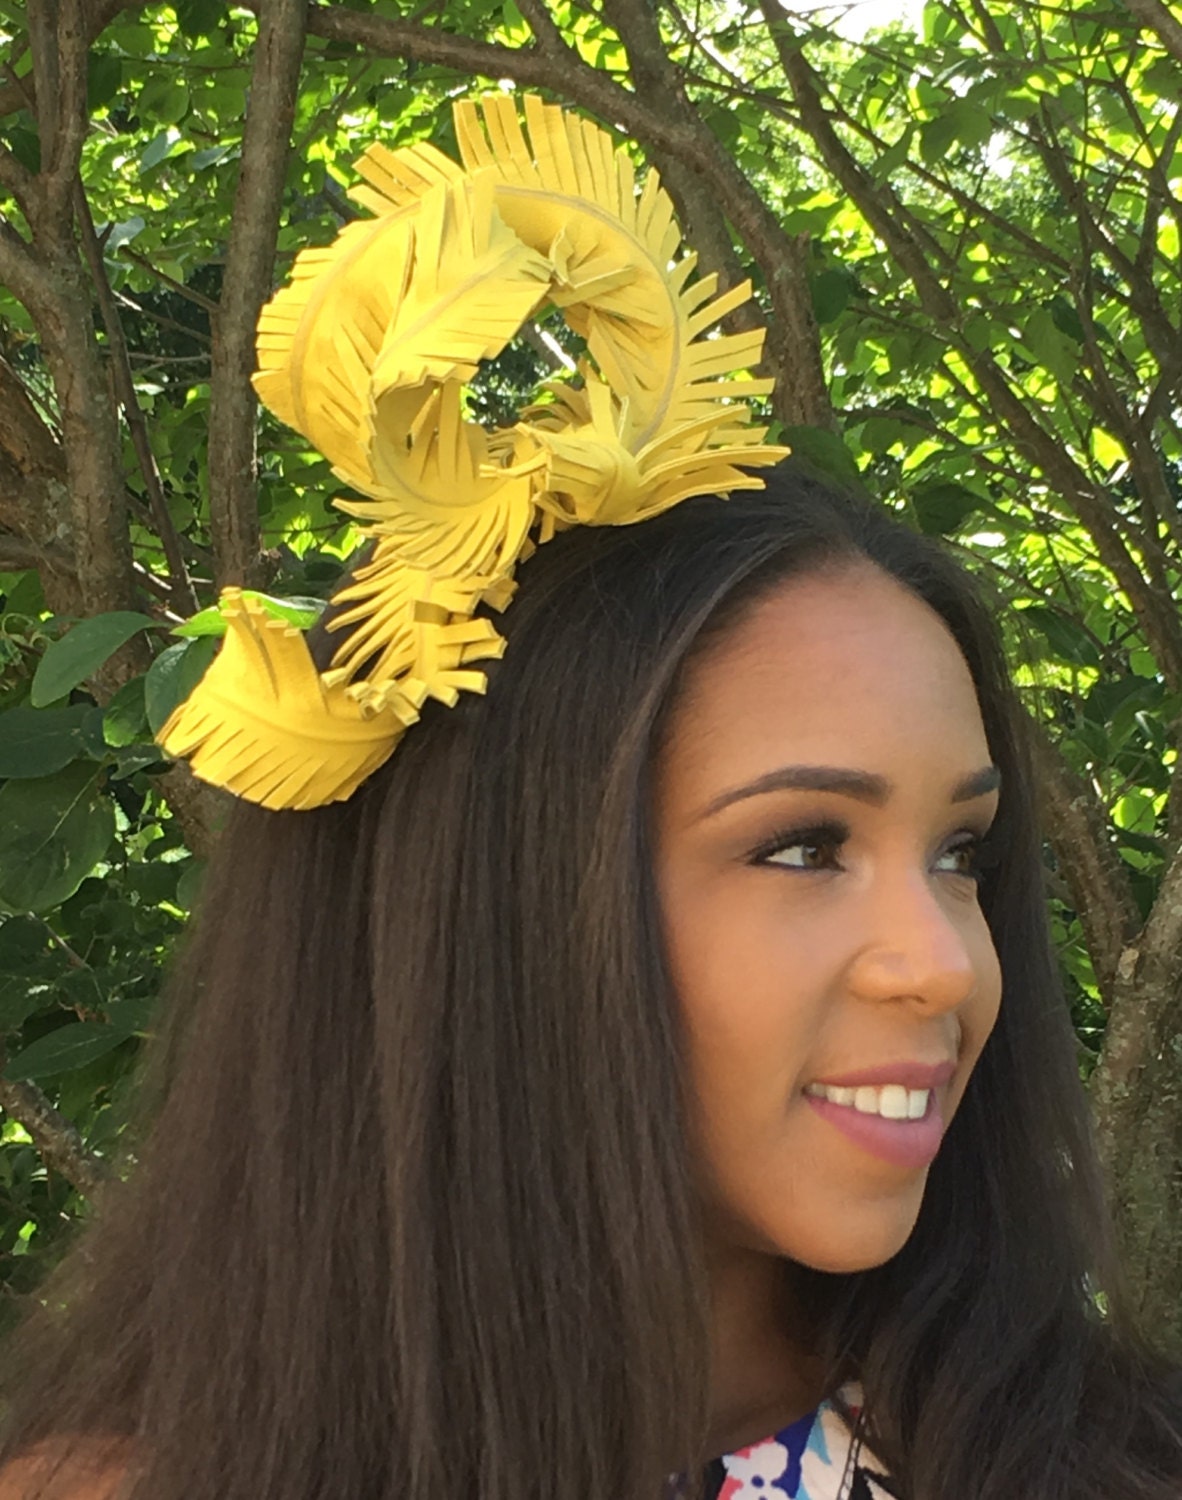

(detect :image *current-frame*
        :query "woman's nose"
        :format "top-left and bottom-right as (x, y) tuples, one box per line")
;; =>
(845, 870), (979, 1012)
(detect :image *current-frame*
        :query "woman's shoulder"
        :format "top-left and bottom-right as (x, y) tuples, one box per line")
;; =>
(0, 1437), (133, 1500)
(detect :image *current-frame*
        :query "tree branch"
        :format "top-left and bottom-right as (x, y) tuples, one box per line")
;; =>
(1138, 836), (1182, 998)
(0, 79), (31, 120)
(28, 258), (137, 621)
(74, 186), (199, 615)
(156, 763), (231, 861)
(0, 140), (36, 215)
(26, 2), (61, 180)
(1027, 718), (1142, 1001)
(0, 530), (76, 576)
(0, 355), (65, 479)
(29, 0), (91, 232)
(1121, 0), (1182, 68)
(1089, 829), (1182, 1181)
(512, 0), (569, 54)
(113, 288), (212, 347)
(119, 245), (219, 315)
(0, 1073), (113, 1199)
(207, 0), (308, 589)
(0, 218), (53, 318)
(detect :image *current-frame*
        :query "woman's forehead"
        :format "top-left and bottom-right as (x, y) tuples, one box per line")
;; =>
(659, 567), (992, 804)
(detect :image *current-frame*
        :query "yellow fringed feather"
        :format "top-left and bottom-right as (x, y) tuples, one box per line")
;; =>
(158, 93), (790, 810)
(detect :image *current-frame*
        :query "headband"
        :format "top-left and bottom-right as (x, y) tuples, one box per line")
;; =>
(157, 93), (789, 810)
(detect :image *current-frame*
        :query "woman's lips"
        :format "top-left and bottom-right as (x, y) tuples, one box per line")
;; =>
(803, 1088), (946, 1169)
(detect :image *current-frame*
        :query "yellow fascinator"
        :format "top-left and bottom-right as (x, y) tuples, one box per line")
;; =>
(158, 93), (789, 810)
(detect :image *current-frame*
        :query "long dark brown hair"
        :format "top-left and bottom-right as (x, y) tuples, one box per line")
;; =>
(2, 461), (1180, 1499)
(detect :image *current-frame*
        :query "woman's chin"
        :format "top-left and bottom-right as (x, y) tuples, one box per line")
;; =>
(770, 1191), (928, 1273)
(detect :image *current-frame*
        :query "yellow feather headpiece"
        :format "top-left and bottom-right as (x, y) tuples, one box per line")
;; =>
(158, 93), (789, 810)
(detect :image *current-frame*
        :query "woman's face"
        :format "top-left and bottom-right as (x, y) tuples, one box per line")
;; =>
(654, 562), (1004, 1273)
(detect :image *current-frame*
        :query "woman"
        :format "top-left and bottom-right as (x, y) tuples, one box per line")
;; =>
(2, 96), (1180, 1500)
(4, 465), (1182, 1499)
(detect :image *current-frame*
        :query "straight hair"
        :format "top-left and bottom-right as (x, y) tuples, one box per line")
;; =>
(2, 461), (1180, 1499)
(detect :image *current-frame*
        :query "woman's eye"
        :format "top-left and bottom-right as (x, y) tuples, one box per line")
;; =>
(752, 825), (997, 881)
(765, 839), (839, 870)
(934, 835), (997, 883)
(752, 821), (848, 869)
(934, 841), (977, 878)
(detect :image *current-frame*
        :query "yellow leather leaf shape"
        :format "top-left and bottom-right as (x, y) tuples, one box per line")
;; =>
(157, 590), (415, 811)
(369, 170), (552, 393)
(252, 211), (414, 484)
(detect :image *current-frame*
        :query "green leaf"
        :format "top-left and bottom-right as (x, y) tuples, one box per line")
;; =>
(139, 79), (189, 127)
(0, 916), (48, 968)
(206, 83), (246, 118)
(923, 1), (965, 43)
(869, 129), (913, 181)
(31, 612), (157, 708)
(0, 972), (54, 1035)
(3, 1021), (133, 1082)
(0, 917), (53, 1033)
(1022, 307), (1076, 384)
(102, 677), (149, 748)
(780, 426), (864, 490)
(169, 606), (228, 638)
(1113, 787), (1159, 836)
(175, 0), (225, 35)
(3, 124), (40, 175)
(1048, 295), (1085, 343)
(1141, 57), (1181, 96)
(919, 102), (992, 163)
(0, 764), (115, 914)
(810, 267), (856, 325)
(857, 417), (912, 456)
(1017, 605), (1101, 667)
(949, 101), (993, 149)
(103, 216), (145, 256)
(144, 637), (219, 735)
(102, 992), (155, 1035)
(87, 52), (123, 112)
(140, 131), (180, 170)
(919, 114), (959, 164)
(780, 200), (842, 237)
(2, 568), (45, 618)
(171, 591), (324, 638)
(189, 144), (234, 171)
(0, 704), (94, 778)
(77, 705), (109, 760)
(175, 858), (206, 912)
(109, 745), (166, 779)
(910, 482), (982, 536)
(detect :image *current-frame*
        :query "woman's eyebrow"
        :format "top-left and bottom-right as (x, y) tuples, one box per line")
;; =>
(698, 763), (1001, 821)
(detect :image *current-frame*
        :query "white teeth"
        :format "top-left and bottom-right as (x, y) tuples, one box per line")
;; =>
(805, 1082), (932, 1121)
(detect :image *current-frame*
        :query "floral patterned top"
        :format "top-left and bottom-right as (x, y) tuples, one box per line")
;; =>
(669, 1383), (901, 1500)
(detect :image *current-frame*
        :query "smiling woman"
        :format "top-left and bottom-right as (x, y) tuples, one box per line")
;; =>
(656, 566), (1006, 1257)
(1, 463), (1180, 1500)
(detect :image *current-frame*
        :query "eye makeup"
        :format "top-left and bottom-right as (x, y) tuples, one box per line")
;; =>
(747, 817), (1004, 885)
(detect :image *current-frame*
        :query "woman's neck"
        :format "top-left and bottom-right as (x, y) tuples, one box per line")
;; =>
(704, 1243), (828, 1461)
